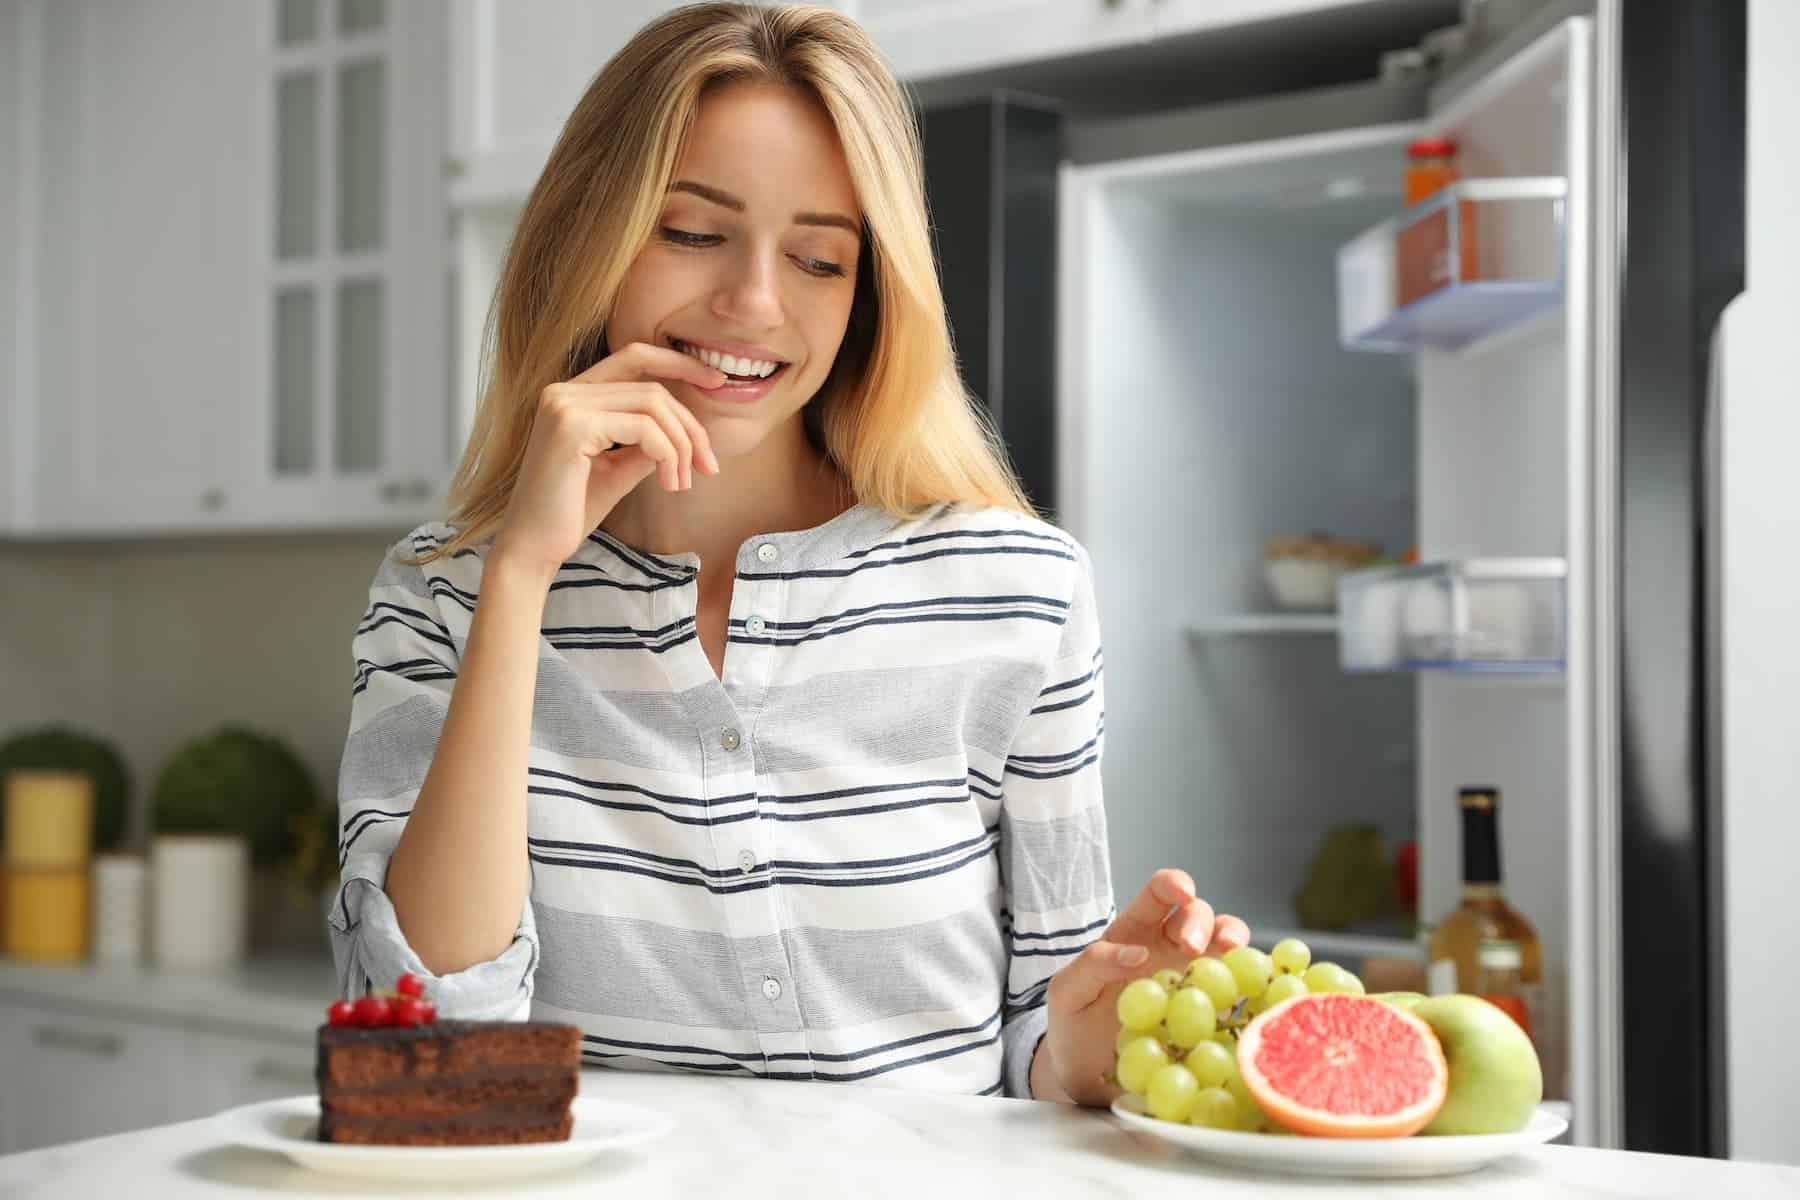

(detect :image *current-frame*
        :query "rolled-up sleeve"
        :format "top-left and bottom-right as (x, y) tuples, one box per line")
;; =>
(998, 542), (1115, 1099)
(328, 536), (537, 1021)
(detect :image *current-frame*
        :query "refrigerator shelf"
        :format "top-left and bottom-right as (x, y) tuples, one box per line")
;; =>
(1336, 557), (1566, 674)
(1187, 614), (1339, 638)
(1337, 177), (1568, 353)
(1251, 925), (1425, 965)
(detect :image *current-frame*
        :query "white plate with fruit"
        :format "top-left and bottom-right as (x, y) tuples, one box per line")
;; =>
(1107, 940), (1560, 1179)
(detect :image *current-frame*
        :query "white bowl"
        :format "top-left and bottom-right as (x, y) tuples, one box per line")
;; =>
(1265, 557), (1349, 610)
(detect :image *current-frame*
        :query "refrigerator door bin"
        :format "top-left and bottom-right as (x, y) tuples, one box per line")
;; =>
(1338, 558), (1567, 672)
(1337, 178), (1568, 353)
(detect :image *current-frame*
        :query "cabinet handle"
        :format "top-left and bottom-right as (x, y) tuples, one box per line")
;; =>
(250, 1058), (315, 1088)
(408, 478), (433, 502)
(198, 488), (227, 512)
(378, 480), (406, 503)
(33, 1026), (124, 1058)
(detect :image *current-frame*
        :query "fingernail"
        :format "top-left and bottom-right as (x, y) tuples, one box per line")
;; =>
(705, 449), (720, 473)
(1120, 946), (1149, 967)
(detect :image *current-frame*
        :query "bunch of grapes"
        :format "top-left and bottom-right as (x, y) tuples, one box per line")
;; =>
(1111, 938), (1366, 1130)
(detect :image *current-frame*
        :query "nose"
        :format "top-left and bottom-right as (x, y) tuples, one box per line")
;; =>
(710, 243), (784, 331)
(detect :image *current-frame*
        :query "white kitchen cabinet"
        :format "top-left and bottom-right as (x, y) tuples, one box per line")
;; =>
(0, 985), (316, 1151)
(183, 1026), (317, 1115)
(0, 1003), (192, 1153)
(848, 0), (1153, 82)
(3, 0), (451, 538)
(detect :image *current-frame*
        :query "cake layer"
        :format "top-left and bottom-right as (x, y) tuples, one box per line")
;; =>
(317, 1020), (581, 1089)
(323, 1071), (577, 1120)
(319, 1110), (574, 1147)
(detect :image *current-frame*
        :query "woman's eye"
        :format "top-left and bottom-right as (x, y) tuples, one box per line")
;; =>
(794, 256), (846, 278)
(659, 226), (719, 247)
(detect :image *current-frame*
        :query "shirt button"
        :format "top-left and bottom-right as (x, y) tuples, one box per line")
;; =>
(762, 976), (782, 1001)
(756, 542), (778, 564)
(721, 727), (741, 752)
(737, 849), (756, 873)
(746, 615), (767, 636)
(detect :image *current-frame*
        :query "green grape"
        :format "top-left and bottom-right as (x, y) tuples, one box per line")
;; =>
(1184, 956), (1238, 1012)
(1270, 937), (1312, 976)
(1152, 968), (1184, 991)
(1223, 1060), (1251, 1108)
(1212, 1029), (1237, 1048)
(1145, 1062), (1201, 1123)
(1182, 1039), (1235, 1089)
(1164, 987), (1217, 1047)
(1236, 1086), (1273, 1133)
(1117, 1036), (1171, 1095)
(1264, 973), (1308, 1008)
(1303, 962), (1364, 994)
(1117, 977), (1170, 1032)
(1188, 1087), (1239, 1130)
(1222, 946), (1273, 1000)
(1246, 992), (1270, 1016)
(1115, 1026), (1143, 1054)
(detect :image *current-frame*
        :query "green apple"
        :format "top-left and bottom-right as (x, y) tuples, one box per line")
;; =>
(1413, 995), (1542, 1135)
(1371, 991), (1427, 1011)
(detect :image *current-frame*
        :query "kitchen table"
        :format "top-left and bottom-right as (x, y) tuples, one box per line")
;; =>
(1, 1069), (1795, 1198)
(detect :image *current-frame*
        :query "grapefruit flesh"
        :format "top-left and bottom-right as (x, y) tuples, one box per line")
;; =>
(1238, 992), (1448, 1138)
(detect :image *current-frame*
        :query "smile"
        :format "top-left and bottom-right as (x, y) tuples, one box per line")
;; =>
(670, 337), (788, 381)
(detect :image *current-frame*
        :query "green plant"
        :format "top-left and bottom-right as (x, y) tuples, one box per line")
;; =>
(0, 725), (132, 852)
(151, 726), (320, 866)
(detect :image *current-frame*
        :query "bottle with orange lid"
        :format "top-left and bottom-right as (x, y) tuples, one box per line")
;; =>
(1396, 137), (1480, 308)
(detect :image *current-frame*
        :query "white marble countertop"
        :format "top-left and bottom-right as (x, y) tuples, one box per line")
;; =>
(0, 954), (335, 1044)
(2, 1069), (1796, 1198)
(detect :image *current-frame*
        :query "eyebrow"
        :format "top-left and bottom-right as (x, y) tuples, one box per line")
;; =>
(668, 180), (860, 235)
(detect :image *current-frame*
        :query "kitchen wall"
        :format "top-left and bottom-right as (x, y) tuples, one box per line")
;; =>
(0, 531), (402, 846)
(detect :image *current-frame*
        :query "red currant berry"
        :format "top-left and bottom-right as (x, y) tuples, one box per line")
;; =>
(353, 995), (392, 1026)
(391, 997), (425, 1027)
(417, 1002), (437, 1024)
(326, 1000), (356, 1026)
(395, 972), (425, 999)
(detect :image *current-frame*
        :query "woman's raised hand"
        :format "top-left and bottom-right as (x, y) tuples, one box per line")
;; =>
(490, 341), (726, 578)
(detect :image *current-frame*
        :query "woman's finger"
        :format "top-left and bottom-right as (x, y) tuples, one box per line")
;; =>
(1204, 914), (1251, 957)
(596, 411), (681, 491)
(1104, 868), (1197, 944)
(1164, 895), (1217, 958)
(577, 339), (727, 391)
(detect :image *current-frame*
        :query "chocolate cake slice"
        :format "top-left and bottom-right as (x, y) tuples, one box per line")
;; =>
(316, 1020), (582, 1145)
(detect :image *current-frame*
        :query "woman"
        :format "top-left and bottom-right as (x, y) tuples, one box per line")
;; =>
(332, 2), (1248, 1106)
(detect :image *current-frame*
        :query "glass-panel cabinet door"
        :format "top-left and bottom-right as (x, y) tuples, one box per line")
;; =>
(258, 0), (447, 530)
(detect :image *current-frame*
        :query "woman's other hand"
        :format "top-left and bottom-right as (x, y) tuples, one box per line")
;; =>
(1037, 868), (1250, 1106)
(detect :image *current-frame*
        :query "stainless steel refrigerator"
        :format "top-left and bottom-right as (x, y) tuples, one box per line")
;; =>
(924, 0), (1794, 1159)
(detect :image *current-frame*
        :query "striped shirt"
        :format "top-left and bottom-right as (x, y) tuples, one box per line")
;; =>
(329, 501), (1114, 1099)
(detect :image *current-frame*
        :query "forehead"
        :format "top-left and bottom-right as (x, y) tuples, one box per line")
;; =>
(673, 79), (859, 218)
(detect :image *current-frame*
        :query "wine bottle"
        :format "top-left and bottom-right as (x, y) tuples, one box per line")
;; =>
(1426, 786), (1544, 1041)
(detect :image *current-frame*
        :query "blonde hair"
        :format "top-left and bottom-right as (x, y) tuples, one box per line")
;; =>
(407, 2), (1032, 566)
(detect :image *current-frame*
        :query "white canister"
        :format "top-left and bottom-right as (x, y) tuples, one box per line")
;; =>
(150, 834), (249, 970)
(91, 851), (147, 963)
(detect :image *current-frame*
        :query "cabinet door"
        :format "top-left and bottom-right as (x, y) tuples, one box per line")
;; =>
(237, 0), (453, 533)
(4, 1007), (191, 1153)
(185, 1026), (317, 1114)
(853, 0), (1153, 82)
(448, 0), (684, 196)
(26, 0), (264, 535)
(1148, 0), (1376, 40)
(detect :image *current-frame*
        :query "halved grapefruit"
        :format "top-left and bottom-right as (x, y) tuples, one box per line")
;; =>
(1238, 992), (1448, 1138)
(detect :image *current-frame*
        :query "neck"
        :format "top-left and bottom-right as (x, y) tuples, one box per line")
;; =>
(601, 413), (851, 568)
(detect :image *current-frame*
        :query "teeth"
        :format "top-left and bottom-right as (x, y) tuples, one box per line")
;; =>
(675, 340), (780, 379)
